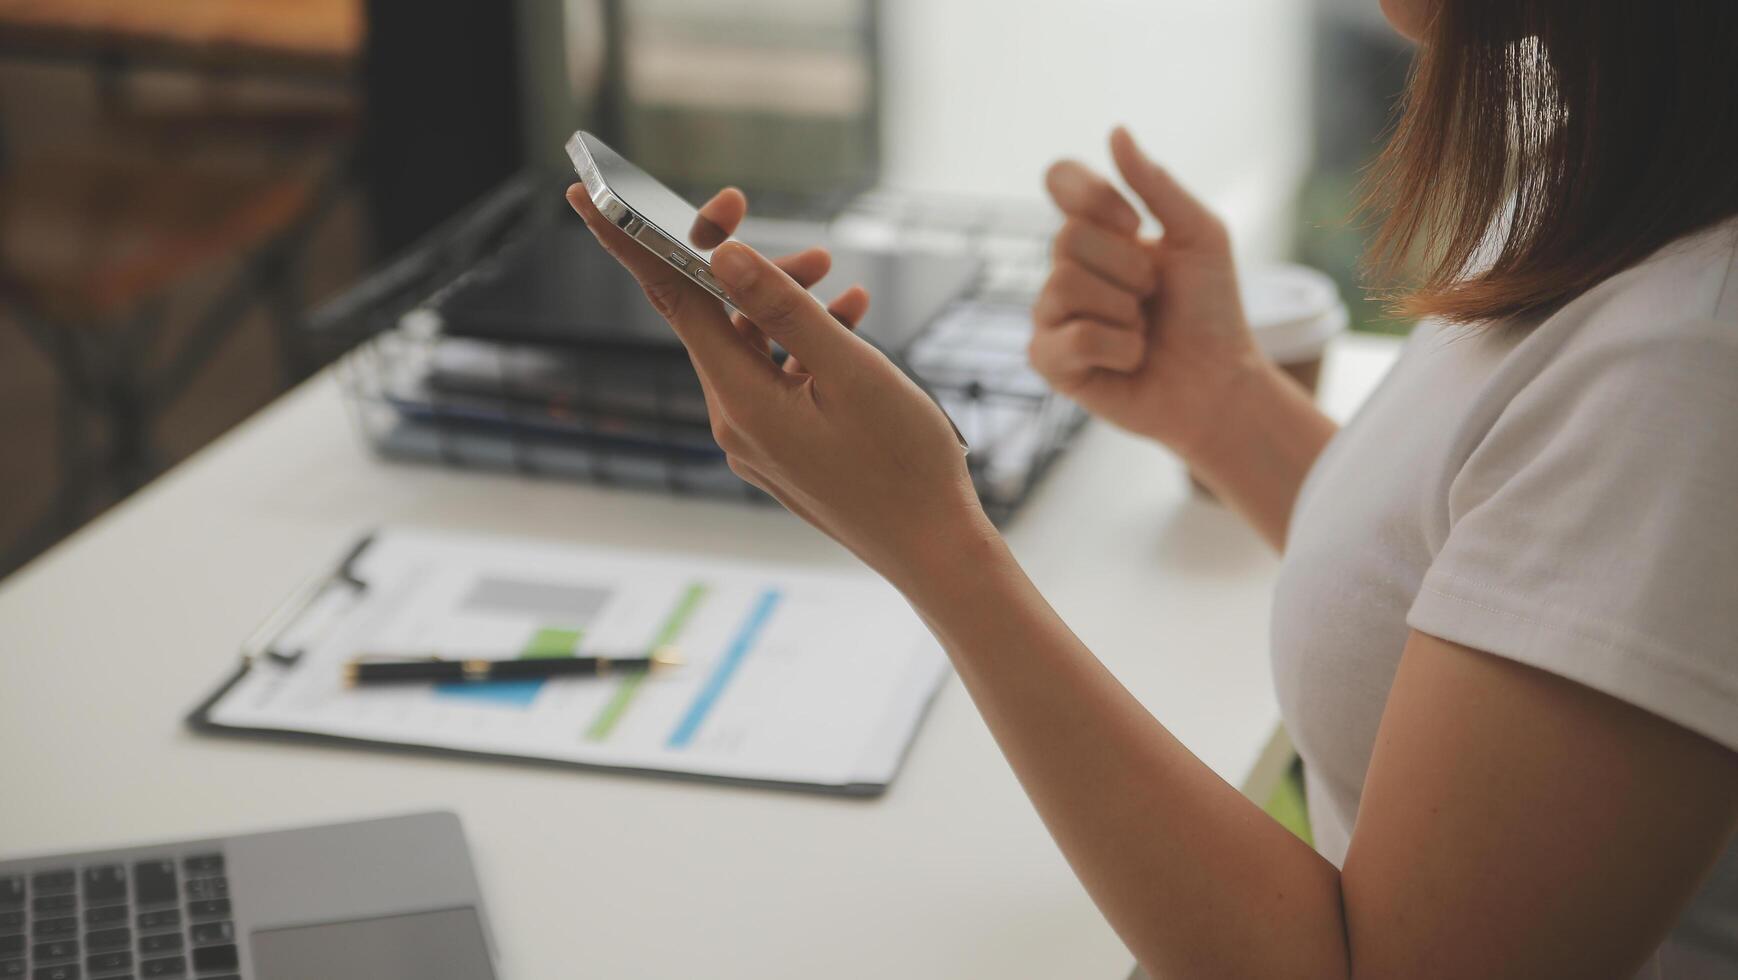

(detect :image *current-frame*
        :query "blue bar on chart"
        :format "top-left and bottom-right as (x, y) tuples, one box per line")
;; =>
(667, 589), (781, 748)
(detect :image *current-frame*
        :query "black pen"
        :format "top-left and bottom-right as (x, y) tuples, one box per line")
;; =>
(342, 647), (683, 686)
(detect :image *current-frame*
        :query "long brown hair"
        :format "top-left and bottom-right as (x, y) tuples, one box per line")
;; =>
(1362, 1), (1738, 324)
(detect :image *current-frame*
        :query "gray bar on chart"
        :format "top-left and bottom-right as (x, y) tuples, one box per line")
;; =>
(460, 577), (611, 621)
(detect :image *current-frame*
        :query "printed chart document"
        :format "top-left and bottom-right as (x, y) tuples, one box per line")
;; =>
(200, 528), (951, 793)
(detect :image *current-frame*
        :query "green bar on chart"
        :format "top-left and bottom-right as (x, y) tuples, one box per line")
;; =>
(523, 627), (583, 659)
(585, 583), (707, 741)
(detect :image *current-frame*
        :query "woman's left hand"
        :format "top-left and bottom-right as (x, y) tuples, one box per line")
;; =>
(566, 184), (995, 589)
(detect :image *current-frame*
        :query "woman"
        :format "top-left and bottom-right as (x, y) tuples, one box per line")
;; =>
(568, 0), (1738, 975)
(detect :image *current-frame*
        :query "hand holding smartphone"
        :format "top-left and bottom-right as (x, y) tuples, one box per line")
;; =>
(565, 129), (968, 451)
(566, 130), (743, 310)
(564, 158), (988, 589)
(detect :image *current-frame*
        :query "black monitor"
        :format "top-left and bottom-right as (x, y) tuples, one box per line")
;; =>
(356, 1), (525, 256)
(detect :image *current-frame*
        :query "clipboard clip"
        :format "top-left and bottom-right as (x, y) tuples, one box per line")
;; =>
(241, 534), (375, 667)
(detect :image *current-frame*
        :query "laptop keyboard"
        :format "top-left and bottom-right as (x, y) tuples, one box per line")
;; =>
(0, 852), (238, 980)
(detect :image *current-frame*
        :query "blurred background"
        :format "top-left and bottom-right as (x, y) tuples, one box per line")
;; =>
(0, 0), (1411, 577)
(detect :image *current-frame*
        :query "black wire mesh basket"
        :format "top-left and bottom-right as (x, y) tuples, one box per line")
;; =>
(327, 176), (1086, 524)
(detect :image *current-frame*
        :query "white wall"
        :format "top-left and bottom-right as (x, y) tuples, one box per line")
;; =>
(879, 0), (1316, 261)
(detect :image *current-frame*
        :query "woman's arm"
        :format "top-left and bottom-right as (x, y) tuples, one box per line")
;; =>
(906, 531), (1350, 978)
(1185, 359), (1339, 549)
(568, 175), (1738, 979)
(1030, 129), (1338, 549)
(907, 534), (1738, 979)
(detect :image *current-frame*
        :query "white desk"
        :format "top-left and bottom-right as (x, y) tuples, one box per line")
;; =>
(0, 334), (1399, 979)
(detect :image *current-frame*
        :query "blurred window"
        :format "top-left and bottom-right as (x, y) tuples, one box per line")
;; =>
(577, 0), (879, 213)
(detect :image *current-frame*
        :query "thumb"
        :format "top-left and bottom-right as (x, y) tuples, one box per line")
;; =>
(1109, 126), (1228, 252)
(710, 241), (863, 377)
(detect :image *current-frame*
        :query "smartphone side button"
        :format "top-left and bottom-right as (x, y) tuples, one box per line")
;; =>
(693, 267), (726, 295)
(665, 250), (689, 268)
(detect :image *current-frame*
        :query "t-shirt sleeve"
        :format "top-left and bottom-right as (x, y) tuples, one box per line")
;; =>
(1407, 325), (1738, 752)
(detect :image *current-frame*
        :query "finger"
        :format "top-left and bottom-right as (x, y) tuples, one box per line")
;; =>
(772, 246), (832, 289)
(1032, 261), (1144, 328)
(1109, 126), (1228, 251)
(690, 187), (747, 250)
(1053, 218), (1158, 295)
(730, 248), (835, 357)
(710, 241), (865, 378)
(827, 284), (870, 330)
(786, 285), (871, 374)
(1029, 318), (1147, 381)
(1044, 159), (1141, 235)
(729, 310), (771, 358)
(568, 184), (778, 386)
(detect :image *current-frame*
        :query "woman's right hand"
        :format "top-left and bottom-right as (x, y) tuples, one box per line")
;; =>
(1030, 127), (1262, 460)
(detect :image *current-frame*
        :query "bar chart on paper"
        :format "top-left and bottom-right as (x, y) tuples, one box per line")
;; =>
(205, 528), (950, 790)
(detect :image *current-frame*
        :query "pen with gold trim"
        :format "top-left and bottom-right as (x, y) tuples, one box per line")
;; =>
(341, 647), (682, 686)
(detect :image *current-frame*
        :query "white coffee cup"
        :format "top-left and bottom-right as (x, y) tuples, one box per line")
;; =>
(1191, 263), (1348, 497)
(1242, 262), (1349, 393)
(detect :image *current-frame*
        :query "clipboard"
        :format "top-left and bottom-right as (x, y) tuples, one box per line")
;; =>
(186, 528), (950, 797)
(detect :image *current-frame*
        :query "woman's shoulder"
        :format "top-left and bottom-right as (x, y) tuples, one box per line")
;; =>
(1412, 216), (1738, 485)
(1541, 214), (1738, 350)
(1405, 217), (1738, 414)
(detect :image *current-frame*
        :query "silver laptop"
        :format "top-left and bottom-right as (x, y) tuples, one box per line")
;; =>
(0, 812), (497, 980)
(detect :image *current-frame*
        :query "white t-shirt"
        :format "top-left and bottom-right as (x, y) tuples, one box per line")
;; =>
(1272, 217), (1738, 978)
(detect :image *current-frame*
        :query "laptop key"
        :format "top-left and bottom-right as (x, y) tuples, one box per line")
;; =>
(138, 934), (181, 955)
(131, 863), (176, 907)
(31, 896), (76, 916)
(84, 928), (128, 952)
(179, 856), (222, 877)
(183, 901), (227, 922)
(181, 880), (225, 903)
(30, 872), (74, 896)
(0, 960), (20, 977)
(0, 937), (19, 956)
(32, 965), (79, 980)
(190, 944), (237, 973)
(84, 950), (131, 974)
(81, 868), (126, 906)
(82, 907), (126, 929)
(135, 910), (178, 933)
(32, 919), (77, 939)
(0, 880), (20, 909)
(0, 910), (20, 931)
(32, 939), (77, 960)
(186, 922), (230, 947)
(140, 955), (184, 977)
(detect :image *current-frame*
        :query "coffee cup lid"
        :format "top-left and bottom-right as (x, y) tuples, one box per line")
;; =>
(1240, 263), (1349, 363)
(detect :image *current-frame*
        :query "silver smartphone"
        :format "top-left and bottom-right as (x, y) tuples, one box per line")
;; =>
(566, 130), (739, 308)
(565, 129), (969, 451)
